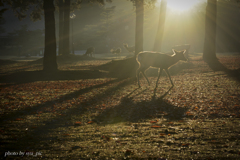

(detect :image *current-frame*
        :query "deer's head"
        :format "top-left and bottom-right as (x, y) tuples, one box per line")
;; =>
(172, 49), (188, 61)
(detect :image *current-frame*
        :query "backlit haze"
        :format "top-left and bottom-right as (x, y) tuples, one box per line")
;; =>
(165, 0), (202, 12)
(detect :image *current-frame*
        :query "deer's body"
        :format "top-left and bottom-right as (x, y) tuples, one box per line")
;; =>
(84, 47), (95, 57)
(110, 48), (121, 56)
(136, 49), (187, 88)
(123, 43), (135, 53)
(137, 52), (179, 69)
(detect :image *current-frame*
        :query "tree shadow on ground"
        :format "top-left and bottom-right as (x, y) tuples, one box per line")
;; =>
(0, 60), (43, 76)
(205, 59), (240, 82)
(0, 70), (109, 86)
(93, 86), (188, 124)
(0, 77), (127, 122)
(0, 59), (20, 66)
(0, 78), (134, 154)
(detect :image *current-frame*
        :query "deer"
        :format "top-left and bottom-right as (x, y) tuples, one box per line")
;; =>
(172, 44), (191, 59)
(84, 47), (95, 57)
(136, 49), (187, 89)
(110, 48), (121, 56)
(123, 43), (135, 53)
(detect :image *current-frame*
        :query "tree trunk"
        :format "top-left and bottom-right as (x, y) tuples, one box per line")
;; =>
(135, 0), (144, 55)
(58, 0), (64, 56)
(43, 0), (58, 71)
(203, 0), (217, 61)
(63, 0), (70, 55)
(153, 0), (167, 52)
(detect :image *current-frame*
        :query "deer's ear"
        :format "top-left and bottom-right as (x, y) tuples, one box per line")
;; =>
(182, 50), (186, 54)
(172, 49), (176, 55)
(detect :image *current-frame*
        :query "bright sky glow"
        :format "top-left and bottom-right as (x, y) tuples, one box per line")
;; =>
(166, 0), (201, 12)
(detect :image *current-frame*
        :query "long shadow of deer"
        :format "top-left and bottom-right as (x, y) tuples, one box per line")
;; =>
(93, 87), (187, 124)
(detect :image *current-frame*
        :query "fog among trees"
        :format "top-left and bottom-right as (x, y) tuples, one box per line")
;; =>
(0, 0), (239, 56)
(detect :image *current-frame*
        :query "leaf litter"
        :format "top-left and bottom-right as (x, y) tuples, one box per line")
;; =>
(0, 55), (239, 159)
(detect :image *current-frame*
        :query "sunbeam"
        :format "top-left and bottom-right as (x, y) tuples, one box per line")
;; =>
(166, 0), (202, 12)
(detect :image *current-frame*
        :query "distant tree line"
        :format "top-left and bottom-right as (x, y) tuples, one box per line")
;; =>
(0, 0), (239, 71)
(0, 25), (44, 56)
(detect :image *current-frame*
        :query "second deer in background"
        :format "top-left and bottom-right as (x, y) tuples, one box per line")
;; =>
(84, 47), (95, 57)
(110, 48), (121, 56)
(136, 49), (187, 89)
(123, 43), (135, 54)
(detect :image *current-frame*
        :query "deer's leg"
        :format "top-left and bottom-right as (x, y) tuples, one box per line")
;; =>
(165, 69), (174, 86)
(142, 69), (150, 86)
(136, 66), (149, 87)
(136, 67), (142, 88)
(155, 68), (163, 88)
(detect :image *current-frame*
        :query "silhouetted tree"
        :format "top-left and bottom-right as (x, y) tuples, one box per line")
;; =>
(0, 0), (7, 19)
(43, 0), (58, 71)
(135, 0), (144, 55)
(58, 0), (64, 56)
(3, 0), (57, 71)
(153, 0), (167, 52)
(62, 0), (70, 56)
(0, 1), (7, 34)
(203, 0), (217, 61)
(129, 0), (157, 55)
(3, 0), (112, 71)
(57, 0), (112, 55)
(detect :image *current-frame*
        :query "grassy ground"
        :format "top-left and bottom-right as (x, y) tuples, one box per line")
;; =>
(0, 53), (240, 159)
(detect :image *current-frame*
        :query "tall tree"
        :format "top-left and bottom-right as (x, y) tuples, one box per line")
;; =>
(58, 0), (64, 56)
(3, 0), (111, 71)
(130, 0), (156, 55)
(43, 0), (58, 71)
(135, 0), (144, 55)
(153, 0), (167, 52)
(3, 0), (58, 71)
(0, 0), (7, 19)
(62, 0), (70, 56)
(0, 1), (8, 34)
(58, 0), (111, 56)
(203, 0), (217, 61)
